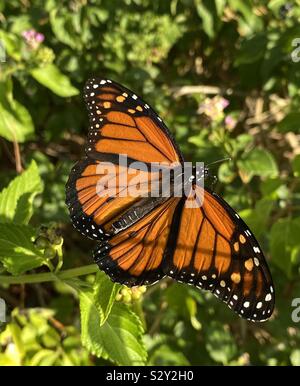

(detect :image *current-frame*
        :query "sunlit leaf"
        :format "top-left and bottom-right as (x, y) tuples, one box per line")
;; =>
(290, 350), (300, 366)
(0, 78), (34, 142)
(239, 198), (274, 238)
(277, 112), (300, 133)
(0, 160), (43, 224)
(205, 321), (237, 364)
(30, 64), (79, 97)
(0, 224), (46, 275)
(237, 148), (278, 183)
(270, 217), (300, 278)
(79, 289), (147, 365)
(195, 0), (217, 39)
(93, 271), (121, 326)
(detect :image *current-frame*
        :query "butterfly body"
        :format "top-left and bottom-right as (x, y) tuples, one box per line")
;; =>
(66, 78), (275, 322)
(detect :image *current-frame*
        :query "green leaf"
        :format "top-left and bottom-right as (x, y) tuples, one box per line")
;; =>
(270, 217), (300, 278)
(165, 283), (203, 322)
(29, 350), (59, 366)
(228, 0), (263, 34)
(205, 321), (237, 365)
(290, 350), (300, 366)
(237, 148), (278, 183)
(218, 162), (236, 184)
(0, 78), (34, 142)
(148, 344), (190, 366)
(94, 271), (121, 326)
(0, 30), (22, 61)
(268, 0), (288, 12)
(239, 198), (274, 238)
(195, 0), (216, 39)
(260, 177), (285, 198)
(79, 289), (147, 365)
(186, 297), (202, 330)
(49, 9), (81, 50)
(30, 64), (79, 97)
(0, 160), (43, 224)
(261, 39), (283, 81)
(235, 34), (267, 65)
(215, 0), (226, 17)
(277, 112), (300, 133)
(0, 223), (46, 275)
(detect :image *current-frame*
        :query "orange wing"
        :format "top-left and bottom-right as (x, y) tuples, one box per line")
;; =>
(165, 186), (275, 322)
(66, 78), (183, 240)
(93, 197), (181, 286)
(66, 157), (163, 239)
(83, 78), (182, 165)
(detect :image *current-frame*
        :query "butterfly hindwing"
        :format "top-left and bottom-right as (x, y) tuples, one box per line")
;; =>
(93, 197), (181, 286)
(165, 187), (275, 322)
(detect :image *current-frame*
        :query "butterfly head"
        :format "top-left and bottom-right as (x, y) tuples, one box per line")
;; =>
(192, 165), (210, 183)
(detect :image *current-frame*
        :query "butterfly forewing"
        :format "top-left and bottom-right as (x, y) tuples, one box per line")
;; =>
(83, 78), (183, 165)
(66, 77), (183, 241)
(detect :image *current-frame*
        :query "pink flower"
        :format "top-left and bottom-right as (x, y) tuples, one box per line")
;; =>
(198, 96), (230, 120)
(220, 97), (230, 109)
(225, 115), (237, 129)
(22, 30), (35, 40)
(22, 29), (44, 49)
(35, 33), (45, 43)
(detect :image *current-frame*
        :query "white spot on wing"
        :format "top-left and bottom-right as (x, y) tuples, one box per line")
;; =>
(265, 293), (272, 302)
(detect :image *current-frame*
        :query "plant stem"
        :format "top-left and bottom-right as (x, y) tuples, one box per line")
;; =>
(13, 139), (23, 173)
(0, 264), (99, 285)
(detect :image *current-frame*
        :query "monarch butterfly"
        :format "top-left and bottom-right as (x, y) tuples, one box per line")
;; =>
(66, 78), (275, 322)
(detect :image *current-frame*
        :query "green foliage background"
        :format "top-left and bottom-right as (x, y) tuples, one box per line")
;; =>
(0, 0), (300, 366)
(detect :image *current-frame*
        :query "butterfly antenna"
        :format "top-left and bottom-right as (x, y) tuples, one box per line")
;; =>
(206, 157), (232, 169)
